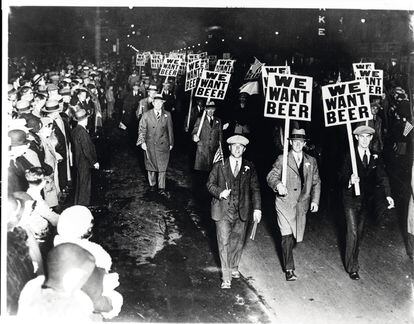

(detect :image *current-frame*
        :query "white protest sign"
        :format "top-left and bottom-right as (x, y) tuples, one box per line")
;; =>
(262, 66), (291, 95)
(322, 79), (372, 127)
(244, 58), (264, 81)
(188, 53), (200, 62)
(195, 70), (231, 100)
(200, 52), (208, 59)
(185, 59), (204, 92)
(177, 53), (186, 62)
(150, 54), (163, 69)
(264, 73), (313, 121)
(136, 53), (146, 67)
(159, 57), (182, 77)
(178, 60), (186, 76)
(214, 59), (235, 74)
(352, 62), (375, 76)
(355, 69), (383, 96)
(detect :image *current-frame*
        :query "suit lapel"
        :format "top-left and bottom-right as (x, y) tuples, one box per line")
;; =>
(302, 154), (310, 183)
(288, 151), (299, 175)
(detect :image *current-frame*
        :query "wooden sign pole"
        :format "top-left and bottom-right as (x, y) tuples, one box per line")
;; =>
(196, 96), (210, 138)
(346, 122), (361, 196)
(281, 118), (290, 186)
(185, 88), (195, 132)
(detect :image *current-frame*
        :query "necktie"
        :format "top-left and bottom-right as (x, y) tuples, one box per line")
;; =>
(156, 111), (161, 120)
(209, 117), (213, 127)
(234, 160), (240, 177)
(363, 150), (368, 168)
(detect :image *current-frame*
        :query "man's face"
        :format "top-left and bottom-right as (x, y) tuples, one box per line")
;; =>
(133, 85), (139, 92)
(356, 134), (372, 149)
(148, 90), (156, 99)
(290, 139), (306, 153)
(153, 99), (163, 110)
(206, 107), (215, 117)
(78, 91), (87, 101)
(229, 143), (246, 158)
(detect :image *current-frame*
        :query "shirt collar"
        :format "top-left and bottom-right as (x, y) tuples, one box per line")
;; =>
(357, 146), (370, 158)
(229, 155), (242, 166)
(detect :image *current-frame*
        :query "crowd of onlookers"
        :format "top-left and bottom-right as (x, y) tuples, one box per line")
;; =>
(5, 52), (413, 318)
(6, 56), (124, 320)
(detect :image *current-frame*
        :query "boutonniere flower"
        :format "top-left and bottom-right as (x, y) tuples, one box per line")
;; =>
(304, 162), (310, 167)
(244, 166), (250, 172)
(372, 154), (378, 160)
(164, 114), (167, 118)
(216, 120), (219, 124)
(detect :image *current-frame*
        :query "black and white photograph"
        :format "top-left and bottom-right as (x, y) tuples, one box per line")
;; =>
(2, 1), (414, 322)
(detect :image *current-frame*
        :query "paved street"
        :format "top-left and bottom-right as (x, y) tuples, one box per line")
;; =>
(89, 123), (413, 323)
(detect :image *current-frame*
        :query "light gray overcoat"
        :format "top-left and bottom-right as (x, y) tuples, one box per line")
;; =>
(267, 151), (321, 242)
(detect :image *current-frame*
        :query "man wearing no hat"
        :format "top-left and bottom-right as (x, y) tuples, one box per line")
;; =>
(339, 125), (394, 280)
(267, 128), (321, 281)
(71, 109), (99, 206)
(207, 135), (262, 289)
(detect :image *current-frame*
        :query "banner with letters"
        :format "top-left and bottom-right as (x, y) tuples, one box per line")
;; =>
(208, 55), (218, 70)
(264, 73), (312, 121)
(261, 66), (291, 94)
(159, 57), (182, 77)
(322, 79), (372, 127)
(195, 70), (231, 100)
(185, 59), (204, 92)
(136, 53), (146, 67)
(150, 54), (163, 69)
(214, 59), (235, 74)
(354, 69), (383, 96)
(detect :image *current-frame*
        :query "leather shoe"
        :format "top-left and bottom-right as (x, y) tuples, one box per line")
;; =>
(221, 280), (231, 289)
(349, 272), (360, 280)
(231, 270), (241, 279)
(285, 270), (297, 281)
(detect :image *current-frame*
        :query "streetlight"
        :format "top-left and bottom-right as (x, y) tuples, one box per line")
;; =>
(131, 24), (134, 28)
(132, 31), (136, 35)
(221, 38), (225, 42)
(127, 34), (130, 38)
(197, 43), (200, 46)
(275, 31), (279, 35)
(205, 41), (208, 44)
(361, 18), (366, 23)
(81, 35), (85, 39)
(146, 35), (150, 39)
(105, 38), (108, 42)
(238, 36), (242, 40)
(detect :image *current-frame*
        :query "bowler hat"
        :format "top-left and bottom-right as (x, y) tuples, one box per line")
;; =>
(148, 84), (157, 91)
(227, 135), (249, 146)
(353, 125), (375, 135)
(42, 99), (62, 113)
(288, 129), (307, 140)
(8, 129), (29, 147)
(73, 108), (89, 121)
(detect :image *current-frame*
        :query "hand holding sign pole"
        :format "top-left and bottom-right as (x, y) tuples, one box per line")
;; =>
(264, 72), (313, 187)
(322, 79), (373, 196)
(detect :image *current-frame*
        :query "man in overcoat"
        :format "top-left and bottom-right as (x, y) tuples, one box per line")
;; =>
(207, 135), (262, 289)
(137, 94), (174, 198)
(267, 128), (321, 281)
(339, 125), (394, 280)
(71, 109), (99, 206)
(122, 82), (142, 144)
(192, 101), (223, 172)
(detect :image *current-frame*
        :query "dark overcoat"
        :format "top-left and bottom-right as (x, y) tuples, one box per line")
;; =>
(192, 116), (223, 171)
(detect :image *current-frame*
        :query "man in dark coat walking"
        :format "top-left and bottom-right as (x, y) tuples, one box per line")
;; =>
(122, 82), (142, 144)
(339, 125), (394, 280)
(207, 135), (262, 289)
(71, 109), (99, 206)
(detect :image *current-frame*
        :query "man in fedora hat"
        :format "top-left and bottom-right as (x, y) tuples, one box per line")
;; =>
(137, 93), (174, 198)
(42, 99), (72, 195)
(71, 109), (99, 206)
(339, 125), (394, 280)
(207, 134), (262, 289)
(122, 82), (143, 144)
(267, 128), (321, 281)
(136, 84), (157, 121)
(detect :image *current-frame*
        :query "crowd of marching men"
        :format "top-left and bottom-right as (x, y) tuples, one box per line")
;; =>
(5, 53), (414, 315)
